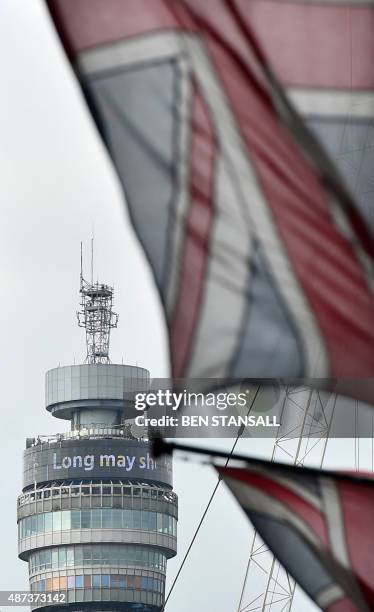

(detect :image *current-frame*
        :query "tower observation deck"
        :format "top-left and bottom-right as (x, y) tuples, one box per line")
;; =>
(17, 258), (177, 612)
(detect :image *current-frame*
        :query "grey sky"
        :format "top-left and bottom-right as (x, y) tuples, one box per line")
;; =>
(1, 2), (369, 611)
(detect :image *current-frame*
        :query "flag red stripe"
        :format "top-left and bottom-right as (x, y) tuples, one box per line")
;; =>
(243, 0), (374, 89)
(220, 467), (329, 545)
(337, 481), (374, 606)
(47, 0), (177, 53)
(49, 0), (374, 91)
(170, 87), (216, 377)
(327, 597), (361, 612)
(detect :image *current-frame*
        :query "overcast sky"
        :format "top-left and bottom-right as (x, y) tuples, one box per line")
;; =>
(1, 2), (370, 611)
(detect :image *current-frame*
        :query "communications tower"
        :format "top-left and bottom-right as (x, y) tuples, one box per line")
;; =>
(17, 253), (177, 612)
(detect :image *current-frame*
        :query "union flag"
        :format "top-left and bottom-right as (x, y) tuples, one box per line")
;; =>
(218, 461), (374, 611)
(46, 0), (374, 379)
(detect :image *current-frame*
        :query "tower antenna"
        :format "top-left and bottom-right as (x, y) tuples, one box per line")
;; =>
(91, 236), (94, 285)
(77, 242), (118, 364)
(80, 241), (83, 285)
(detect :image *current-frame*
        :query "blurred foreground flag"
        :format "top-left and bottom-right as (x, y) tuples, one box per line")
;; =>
(47, 0), (374, 378)
(217, 462), (374, 611)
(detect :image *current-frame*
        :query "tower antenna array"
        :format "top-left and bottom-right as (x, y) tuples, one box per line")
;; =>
(77, 241), (118, 364)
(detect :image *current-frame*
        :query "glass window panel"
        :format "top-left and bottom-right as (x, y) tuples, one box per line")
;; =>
(53, 512), (61, 531)
(46, 578), (52, 592)
(75, 575), (83, 588)
(133, 576), (141, 589)
(59, 576), (67, 590)
(141, 577), (148, 590)
(31, 515), (37, 535)
(58, 548), (66, 567)
(46, 549), (52, 570)
(126, 548), (133, 564)
(133, 510), (141, 529)
(101, 574), (110, 588)
(67, 576), (75, 589)
(66, 549), (74, 567)
(84, 575), (91, 588)
(74, 547), (83, 565)
(141, 512), (149, 530)
(102, 545), (111, 565)
(52, 577), (59, 591)
(71, 510), (81, 529)
(37, 514), (44, 533)
(110, 545), (119, 564)
(123, 509), (132, 529)
(149, 512), (157, 531)
(102, 509), (112, 528)
(61, 511), (71, 530)
(44, 513), (53, 533)
(141, 549), (148, 566)
(112, 510), (122, 529)
(127, 576), (135, 588)
(81, 510), (91, 529)
(110, 575), (122, 587)
(38, 550), (45, 570)
(162, 514), (168, 534)
(52, 549), (59, 569)
(91, 509), (101, 529)
(83, 546), (92, 562)
(92, 575), (100, 587)
(157, 514), (163, 533)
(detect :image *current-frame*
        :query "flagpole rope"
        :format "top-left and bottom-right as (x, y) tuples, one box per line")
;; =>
(153, 436), (374, 486)
(159, 385), (261, 611)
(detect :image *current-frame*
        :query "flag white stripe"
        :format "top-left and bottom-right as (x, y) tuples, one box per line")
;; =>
(316, 584), (346, 609)
(186, 153), (254, 378)
(320, 478), (351, 568)
(164, 57), (193, 316)
(288, 88), (374, 119)
(78, 31), (185, 75)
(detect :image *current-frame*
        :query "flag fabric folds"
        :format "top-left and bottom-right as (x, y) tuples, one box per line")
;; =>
(46, 0), (374, 379)
(217, 462), (374, 611)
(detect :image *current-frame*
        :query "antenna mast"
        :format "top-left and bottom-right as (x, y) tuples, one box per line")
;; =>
(77, 242), (119, 364)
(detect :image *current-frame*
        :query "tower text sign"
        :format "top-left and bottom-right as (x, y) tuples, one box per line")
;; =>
(52, 451), (157, 472)
(23, 439), (172, 488)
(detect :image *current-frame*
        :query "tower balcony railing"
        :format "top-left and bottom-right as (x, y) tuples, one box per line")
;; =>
(17, 482), (177, 509)
(26, 424), (148, 448)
